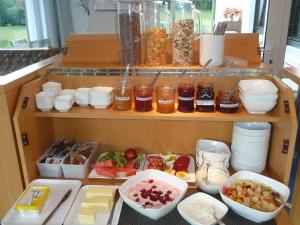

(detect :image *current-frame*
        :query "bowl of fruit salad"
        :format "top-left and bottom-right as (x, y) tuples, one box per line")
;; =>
(219, 171), (290, 222)
(119, 169), (188, 220)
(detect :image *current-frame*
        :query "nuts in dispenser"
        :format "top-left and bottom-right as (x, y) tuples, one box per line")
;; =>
(172, 19), (194, 66)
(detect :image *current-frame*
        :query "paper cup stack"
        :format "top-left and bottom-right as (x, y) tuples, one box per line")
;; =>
(60, 89), (75, 104)
(89, 87), (114, 109)
(42, 81), (62, 95)
(35, 91), (57, 111)
(54, 95), (74, 112)
(239, 79), (279, 114)
(75, 88), (90, 106)
(231, 122), (271, 174)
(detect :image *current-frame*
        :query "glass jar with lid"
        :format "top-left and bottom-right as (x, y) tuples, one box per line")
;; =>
(177, 80), (195, 112)
(114, 78), (132, 111)
(196, 82), (215, 112)
(156, 85), (175, 113)
(171, 0), (201, 66)
(216, 90), (240, 113)
(196, 154), (230, 194)
(143, 0), (170, 66)
(117, 1), (142, 66)
(134, 85), (153, 112)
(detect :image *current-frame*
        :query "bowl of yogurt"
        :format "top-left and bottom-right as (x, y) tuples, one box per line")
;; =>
(177, 192), (228, 225)
(119, 169), (188, 220)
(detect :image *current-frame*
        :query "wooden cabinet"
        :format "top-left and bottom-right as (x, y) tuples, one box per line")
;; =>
(13, 74), (297, 186)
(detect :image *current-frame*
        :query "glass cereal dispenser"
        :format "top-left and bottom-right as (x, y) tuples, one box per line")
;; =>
(172, 0), (200, 66)
(117, 0), (143, 66)
(143, 0), (170, 66)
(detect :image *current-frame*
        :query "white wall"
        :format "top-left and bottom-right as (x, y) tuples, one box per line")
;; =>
(215, 0), (256, 33)
(70, 0), (91, 34)
(89, 0), (118, 34)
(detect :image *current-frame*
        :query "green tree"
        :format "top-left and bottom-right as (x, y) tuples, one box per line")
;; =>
(195, 0), (213, 10)
(6, 6), (25, 25)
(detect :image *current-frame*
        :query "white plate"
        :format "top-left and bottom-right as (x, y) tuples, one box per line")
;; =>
(88, 153), (147, 179)
(1, 179), (81, 225)
(177, 192), (228, 225)
(144, 154), (196, 183)
(64, 185), (119, 225)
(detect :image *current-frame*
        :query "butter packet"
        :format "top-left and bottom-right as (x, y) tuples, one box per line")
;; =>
(16, 186), (49, 215)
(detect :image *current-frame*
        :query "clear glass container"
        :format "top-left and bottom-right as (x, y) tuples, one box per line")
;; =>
(216, 90), (240, 113)
(117, 1), (142, 66)
(134, 85), (153, 112)
(156, 85), (175, 113)
(177, 80), (195, 112)
(171, 0), (200, 66)
(143, 1), (170, 66)
(196, 82), (215, 112)
(114, 78), (132, 111)
(196, 154), (230, 194)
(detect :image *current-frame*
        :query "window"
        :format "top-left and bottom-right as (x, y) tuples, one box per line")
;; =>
(0, 0), (28, 48)
(287, 0), (300, 48)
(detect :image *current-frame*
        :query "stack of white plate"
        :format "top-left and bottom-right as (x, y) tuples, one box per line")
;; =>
(231, 122), (271, 173)
(35, 91), (57, 111)
(89, 87), (114, 109)
(239, 79), (279, 114)
(75, 88), (90, 106)
(42, 81), (62, 95)
(60, 89), (75, 104)
(54, 95), (74, 112)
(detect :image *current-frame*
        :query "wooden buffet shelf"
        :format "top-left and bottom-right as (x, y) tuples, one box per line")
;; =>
(34, 105), (281, 122)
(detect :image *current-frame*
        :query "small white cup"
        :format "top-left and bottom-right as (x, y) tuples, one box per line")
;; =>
(200, 34), (225, 67)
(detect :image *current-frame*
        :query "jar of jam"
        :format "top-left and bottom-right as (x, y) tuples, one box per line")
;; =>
(156, 85), (175, 113)
(216, 90), (240, 113)
(134, 85), (153, 112)
(196, 82), (215, 112)
(114, 79), (132, 110)
(178, 81), (195, 113)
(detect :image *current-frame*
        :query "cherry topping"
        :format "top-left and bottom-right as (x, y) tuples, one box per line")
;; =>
(148, 179), (154, 183)
(152, 185), (157, 189)
(134, 193), (138, 197)
(135, 198), (140, 202)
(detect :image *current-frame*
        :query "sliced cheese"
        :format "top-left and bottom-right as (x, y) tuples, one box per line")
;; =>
(86, 187), (115, 201)
(81, 196), (112, 213)
(78, 207), (96, 224)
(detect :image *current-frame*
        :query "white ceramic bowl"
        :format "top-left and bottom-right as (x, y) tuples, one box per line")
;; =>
(231, 147), (268, 161)
(232, 139), (269, 150)
(119, 169), (188, 220)
(231, 159), (266, 173)
(232, 131), (270, 144)
(177, 192), (228, 225)
(233, 122), (271, 137)
(241, 99), (277, 114)
(219, 171), (290, 222)
(239, 91), (278, 101)
(230, 154), (266, 167)
(231, 144), (269, 156)
(239, 80), (278, 95)
(196, 139), (231, 168)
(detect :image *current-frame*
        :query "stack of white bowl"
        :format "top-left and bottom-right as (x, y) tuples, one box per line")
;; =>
(89, 87), (114, 109)
(75, 88), (90, 106)
(231, 122), (271, 173)
(35, 91), (57, 111)
(54, 95), (74, 112)
(42, 81), (62, 95)
(239, 79), (279, 114)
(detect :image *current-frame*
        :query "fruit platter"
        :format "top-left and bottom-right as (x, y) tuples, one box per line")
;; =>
(144, 153), (196, 183)
(88, 148), (147, 179)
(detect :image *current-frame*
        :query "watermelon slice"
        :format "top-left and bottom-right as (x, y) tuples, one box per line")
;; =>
(91, 159), (114, 168)
(95, 167), (116, 178)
